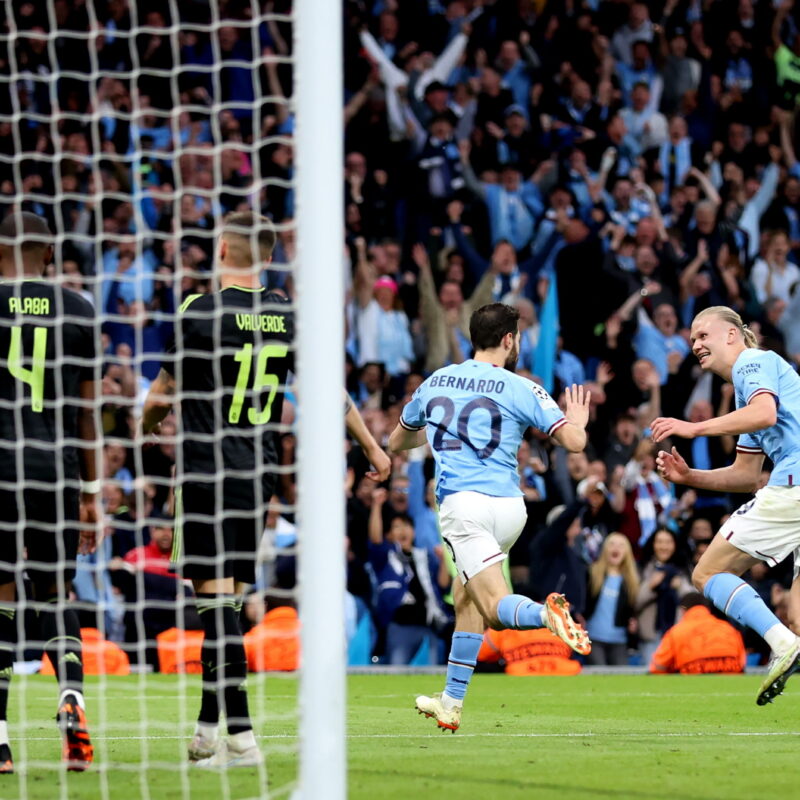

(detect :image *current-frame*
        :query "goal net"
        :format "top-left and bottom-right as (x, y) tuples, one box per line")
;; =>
(0, 1), (344, 798)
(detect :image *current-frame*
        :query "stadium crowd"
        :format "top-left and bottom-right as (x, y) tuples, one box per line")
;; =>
(4, 0), (800, 669)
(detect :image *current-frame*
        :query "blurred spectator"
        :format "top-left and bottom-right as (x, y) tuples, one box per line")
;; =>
(585, 533), (640, 666)
(529, 502), (589, 618)
(636, 528), (694, 664)
(659, 31), (701, 116)
(368, 490), (450, 664)
(750, 230), (800, 306)
(108, 512), (193, 668)
(612, 3), (654, 66)
(620, 440), (678, 553)
(411, 242), (495, 372)
(352, 237), (414, 377)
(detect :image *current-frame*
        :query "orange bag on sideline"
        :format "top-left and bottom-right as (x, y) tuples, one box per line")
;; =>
(156, 627), (204, 674)
(479, 628), (582, 676)
(244, 606), (301, 672)
(40, 628), (130, 676)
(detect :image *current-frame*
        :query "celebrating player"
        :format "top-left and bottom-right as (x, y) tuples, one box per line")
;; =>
(142, 211), (389, 768)
(0, 212), (99, 772)
(388, 302), (591, 732)
(651, 305), (800, 705)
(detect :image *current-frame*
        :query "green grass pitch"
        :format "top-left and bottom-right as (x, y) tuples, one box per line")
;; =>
(1, 672), (798, 799)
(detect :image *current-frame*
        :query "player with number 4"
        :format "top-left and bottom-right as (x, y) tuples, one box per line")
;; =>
(389, 302), (591, 732)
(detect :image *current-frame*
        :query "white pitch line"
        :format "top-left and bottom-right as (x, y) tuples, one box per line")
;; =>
(16, 730), (800, 742)
(349, 692), (768, 699)
(65, 691), (793, 700)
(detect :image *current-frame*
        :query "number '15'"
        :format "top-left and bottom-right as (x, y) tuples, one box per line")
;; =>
(229, 343), (288, 424)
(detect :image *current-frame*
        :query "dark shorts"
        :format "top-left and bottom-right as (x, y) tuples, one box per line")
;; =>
(0, 487), (80, 588)
(175, 478), (272, 585)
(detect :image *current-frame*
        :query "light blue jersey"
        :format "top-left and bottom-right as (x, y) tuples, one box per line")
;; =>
(733, 348), (800, 486)
(399, 360), (566, 502)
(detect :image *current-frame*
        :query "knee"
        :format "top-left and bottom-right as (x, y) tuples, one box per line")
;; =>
(691, 566), (709, 593)
(484, 613), (503, 631)
(454, 596), (472, 618)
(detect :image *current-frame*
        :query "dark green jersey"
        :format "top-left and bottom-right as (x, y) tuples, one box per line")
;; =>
(164, 286), (294, 483)
(0, 281), (97, 483)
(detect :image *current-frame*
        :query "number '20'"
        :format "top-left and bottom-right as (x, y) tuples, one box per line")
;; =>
(425, 395), (501, 459)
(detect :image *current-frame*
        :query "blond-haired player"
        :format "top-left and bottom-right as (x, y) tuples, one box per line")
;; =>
(652, 306), (800, 705)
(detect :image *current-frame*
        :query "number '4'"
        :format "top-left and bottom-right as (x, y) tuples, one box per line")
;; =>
(8, 326), (47, 413)
(229, 343), (288, 424)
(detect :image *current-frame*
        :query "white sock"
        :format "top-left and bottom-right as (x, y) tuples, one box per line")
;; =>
(59, 689), (85, 709)
(229, 729), (257, 751)
(764, 623), (797, 655)
(195, 722), (219, 741)
(0, 720), (8, 745)
(441, 692), (463, 710)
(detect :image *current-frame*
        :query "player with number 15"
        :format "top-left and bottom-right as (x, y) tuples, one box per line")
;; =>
(143, 212), (294, 769)
(389, 302), (591, 732)
(142, 212), (390, 769)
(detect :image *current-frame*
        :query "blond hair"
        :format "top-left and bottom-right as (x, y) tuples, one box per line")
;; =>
(693, 305), (758, 348)
(221, 211), (276, 266)
(589, 533), (640, 605)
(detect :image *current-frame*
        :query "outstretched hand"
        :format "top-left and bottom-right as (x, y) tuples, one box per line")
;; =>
(655, 447), (691, 485)
(651, 417), (697, 443)
(365, 447), (392, 482)
(564, 384), (591, 429)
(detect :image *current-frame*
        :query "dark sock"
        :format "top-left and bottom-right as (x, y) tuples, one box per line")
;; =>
(222, 605), (251, 736)
(196, 594), (221, 725)
(196, 594), (251, 735)
(40, 597), (83, 694)
(0, 605), (16, 721)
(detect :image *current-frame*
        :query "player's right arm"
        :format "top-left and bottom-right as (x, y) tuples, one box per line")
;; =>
(77, 376), (101, 554)
(142, 367), (176, 435)
(388, 384), (427, 453)
(550, 385), (590, 452)
(345, 392), (391, 481)
(656, 446), (764, 494)
(388, 422), (427, 453)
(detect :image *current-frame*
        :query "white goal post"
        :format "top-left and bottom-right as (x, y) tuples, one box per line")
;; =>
(294, 1), (346, 799)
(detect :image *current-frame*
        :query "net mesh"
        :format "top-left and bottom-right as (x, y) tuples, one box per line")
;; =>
(0, 2), (300, 797)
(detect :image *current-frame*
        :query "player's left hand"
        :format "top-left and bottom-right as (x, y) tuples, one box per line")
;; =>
(650, 417), (697, 442)
(365, 446), (392, 482)
(564, 384), (591, 429)
(78, 530), (97, 556)
(139, 421), (161, 450)
(78, 495), (99, 555)
(656, 446), (691, 484)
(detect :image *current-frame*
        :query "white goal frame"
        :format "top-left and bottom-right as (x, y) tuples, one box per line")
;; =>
(294, 3), (346, 800)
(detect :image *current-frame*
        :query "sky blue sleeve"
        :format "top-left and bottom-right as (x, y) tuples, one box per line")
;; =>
(732, 351), (779, 405)
(515, 379), (567, 437)
(736, 431), (763, 454)
(400, 385), (426, 430)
